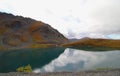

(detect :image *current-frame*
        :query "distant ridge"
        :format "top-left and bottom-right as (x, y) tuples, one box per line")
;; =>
(63, 37), (120, 50)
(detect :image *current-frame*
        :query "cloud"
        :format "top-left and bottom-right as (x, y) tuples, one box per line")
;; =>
(0, 0), (120, 38)
(65, 0), (120, 38)
(79, 0), (120, 34)
(67, 32), (107, 39)
(33, 48), (120, 73)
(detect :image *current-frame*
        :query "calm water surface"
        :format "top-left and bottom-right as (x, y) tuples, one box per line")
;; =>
(0, 47), (120, 73)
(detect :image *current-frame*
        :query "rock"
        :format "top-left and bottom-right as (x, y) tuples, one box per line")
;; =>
(0, 69), (120, 76)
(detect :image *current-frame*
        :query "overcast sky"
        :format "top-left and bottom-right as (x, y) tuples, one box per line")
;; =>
(0, 0), (120, 39)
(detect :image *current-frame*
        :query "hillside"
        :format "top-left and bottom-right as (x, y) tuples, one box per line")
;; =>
(62, 38), (120, 50)
(0, 12), (69, 50)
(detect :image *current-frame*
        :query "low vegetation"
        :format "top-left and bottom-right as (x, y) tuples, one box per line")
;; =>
(62, 38), (120, 49)
(28, 43), (56, 48)
(16, 64), (32, 73)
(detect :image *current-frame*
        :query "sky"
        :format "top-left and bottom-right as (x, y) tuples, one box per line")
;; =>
(0, 0), (120, 39)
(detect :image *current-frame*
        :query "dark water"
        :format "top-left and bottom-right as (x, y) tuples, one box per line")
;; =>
(0, 48), (65, 73)
(0, 47), (120, 73)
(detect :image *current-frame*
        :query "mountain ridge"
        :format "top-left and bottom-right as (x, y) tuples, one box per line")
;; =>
(0, 12), (69, 50)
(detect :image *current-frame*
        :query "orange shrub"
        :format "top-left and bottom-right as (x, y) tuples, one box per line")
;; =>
(21, 36), (27, 42)
(32, 32), (45, 42)
(29, 21), (43, 32)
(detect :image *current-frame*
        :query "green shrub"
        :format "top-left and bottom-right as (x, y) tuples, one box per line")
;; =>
(16, 64), (32, 73)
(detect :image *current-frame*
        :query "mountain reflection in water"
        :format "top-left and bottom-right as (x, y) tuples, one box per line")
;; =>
(34, 48), (120, 73)
(0, 47), (120, 73)
(0, 47), (65, 73)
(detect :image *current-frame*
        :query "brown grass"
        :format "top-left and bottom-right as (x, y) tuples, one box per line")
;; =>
(62, 38), (120, 48)
(28, 44), (56, 48)
(29, 21), (43, 32)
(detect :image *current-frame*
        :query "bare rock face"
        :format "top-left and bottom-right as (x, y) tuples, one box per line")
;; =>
(0, 12), (69, 49)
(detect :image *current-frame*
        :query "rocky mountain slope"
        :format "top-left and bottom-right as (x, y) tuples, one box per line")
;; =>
(0, 12), (69, 50)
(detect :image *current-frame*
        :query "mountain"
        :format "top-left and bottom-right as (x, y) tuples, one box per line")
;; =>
(62, 38), (120, 51)
(69, 38), (78, 42)
(0, 12), (69, 50)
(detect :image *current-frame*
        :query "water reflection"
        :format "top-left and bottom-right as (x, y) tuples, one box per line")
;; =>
(0, 47), (65, 73)
(34, 48), (120, 73)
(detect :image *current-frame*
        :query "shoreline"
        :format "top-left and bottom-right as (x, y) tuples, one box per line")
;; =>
(0, 69), (120, 76)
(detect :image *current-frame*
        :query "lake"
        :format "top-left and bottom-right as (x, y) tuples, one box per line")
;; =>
(0, 47), (120, 73)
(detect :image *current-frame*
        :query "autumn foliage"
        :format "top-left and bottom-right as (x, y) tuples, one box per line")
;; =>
(63, 38), (120, 48)
(32, 32), (45, 42)
(29, 21), (43, 32)
(0, 12), (69, 50)
(21, 35), (28, 42)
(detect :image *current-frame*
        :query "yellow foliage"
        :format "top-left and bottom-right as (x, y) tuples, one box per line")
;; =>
(16, 66), (24, 72)
(24, 64), (32, 73)
(29, 22), (46, 42)
(0, 27), (8, 35)
(0, 46), (6, 50)
(32, 32), (45, 42)
(16, 64), (32, 73)
(63, 38), (120, 48)
(29, 44), (55, 48)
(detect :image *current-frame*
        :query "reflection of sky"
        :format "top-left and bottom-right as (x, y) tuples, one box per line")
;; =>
(33, 48), (120, 73)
